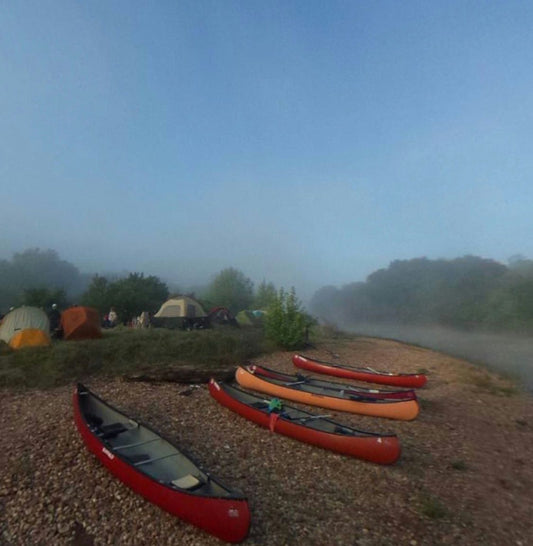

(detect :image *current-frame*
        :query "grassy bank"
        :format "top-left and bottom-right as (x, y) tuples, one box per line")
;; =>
(0, 326), (268, 390)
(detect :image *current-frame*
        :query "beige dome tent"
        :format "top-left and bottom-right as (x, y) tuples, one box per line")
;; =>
(152, 296), (208, 329)
(0, 306), (51, 349)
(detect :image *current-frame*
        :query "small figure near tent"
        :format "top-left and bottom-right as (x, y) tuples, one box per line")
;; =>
(138, 311), (151, 328)
(108, 307), (118, 328)
(48, 303), (63, 339)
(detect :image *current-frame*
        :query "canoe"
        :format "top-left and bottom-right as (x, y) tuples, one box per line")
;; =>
(73, 384), (250, 543)
(293, 354), (428, 388)
(254, 366), (417, 401)
(209, 379), (401, 464)
(236, 366), (420, 421)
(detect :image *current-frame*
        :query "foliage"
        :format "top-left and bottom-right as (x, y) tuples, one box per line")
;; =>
(22, 287), (69, 310)
(80, 275), (110, 313)
(110, 273), (169, 321)
(81, 273), (168, 322)
(254, 280), (277, 309)
(310, 255), (533, 332)
(206, 268), (254, 314)
(265, 287), (310, 349)
(0, 248), (86, 313)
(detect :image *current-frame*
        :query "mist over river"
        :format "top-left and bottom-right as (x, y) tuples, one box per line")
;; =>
(346, 323), (533, 392)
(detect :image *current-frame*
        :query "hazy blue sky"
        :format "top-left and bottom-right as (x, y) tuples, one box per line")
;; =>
(2, 1), (532, 300)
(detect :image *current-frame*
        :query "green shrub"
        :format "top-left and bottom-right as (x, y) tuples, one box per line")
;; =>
(419, 494), (448, 519)
(265, 288), (310, 350)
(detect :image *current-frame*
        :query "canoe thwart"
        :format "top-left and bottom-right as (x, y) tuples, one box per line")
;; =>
(113, 438), (161, 451)
(133, 452), (180, 467)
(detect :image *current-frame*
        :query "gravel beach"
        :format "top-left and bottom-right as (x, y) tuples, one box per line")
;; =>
(1, 337), (532, 545)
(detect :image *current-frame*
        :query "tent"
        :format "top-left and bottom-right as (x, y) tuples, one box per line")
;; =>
(207, 307), (239, 328)
(235, 310), (267, 327)
(61, 306), (102, 341)
(0, 306), (51, 349)
(152, 296), (209, 329)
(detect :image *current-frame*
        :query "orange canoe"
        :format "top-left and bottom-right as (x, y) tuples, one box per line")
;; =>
(235, 366), (419, 421)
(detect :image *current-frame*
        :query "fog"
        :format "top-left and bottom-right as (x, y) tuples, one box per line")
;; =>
(3, 3), (533, 309)
(345, 323), (533, 392)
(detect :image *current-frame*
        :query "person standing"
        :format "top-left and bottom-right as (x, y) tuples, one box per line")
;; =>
(48, 303), (62, 339)
(108, 307), (118, 327)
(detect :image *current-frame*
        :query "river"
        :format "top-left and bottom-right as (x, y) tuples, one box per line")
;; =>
(345, 323), (533, 392)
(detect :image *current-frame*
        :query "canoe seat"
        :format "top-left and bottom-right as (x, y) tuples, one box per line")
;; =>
(171, 474), (204, 491)
(99, 422), (129, 439)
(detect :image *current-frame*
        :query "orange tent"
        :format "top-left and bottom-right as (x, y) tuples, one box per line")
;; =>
(10, 329), (51, 349)
(61, 306), (102, 341)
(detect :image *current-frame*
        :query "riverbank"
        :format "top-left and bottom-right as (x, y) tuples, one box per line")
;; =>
(346, 323), (533, 392)
(1, 337), (532, 545)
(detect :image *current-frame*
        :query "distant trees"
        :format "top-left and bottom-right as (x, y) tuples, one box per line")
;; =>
(254, 280), (277, 309)
(205, 268), (254, 314)
(81, 273), (168, 322)
(310, 255), (533, 332)
(80, 275), (110, 314)
(22, 287), (68, 310)
(0, 248), (86, 312)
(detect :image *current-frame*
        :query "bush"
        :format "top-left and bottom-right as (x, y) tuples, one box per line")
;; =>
(265, 288), (309, 350)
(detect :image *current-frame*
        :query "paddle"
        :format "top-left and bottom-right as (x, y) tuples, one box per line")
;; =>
(285, 414), (332, 422)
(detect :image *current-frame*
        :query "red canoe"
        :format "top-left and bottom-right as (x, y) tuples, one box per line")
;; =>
(73, 384), (250, 543)
(293, 354), (428, 388)
(209, 379), (401, 464)
(253, 365), (417, 401)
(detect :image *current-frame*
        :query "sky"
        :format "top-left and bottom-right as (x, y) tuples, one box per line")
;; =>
(2, 1), (533, 301)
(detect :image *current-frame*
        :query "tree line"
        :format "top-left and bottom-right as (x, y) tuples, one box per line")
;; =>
(310, 255), (533, 332)
(0, 249), (280, 322)
(0, 249), (311, 348)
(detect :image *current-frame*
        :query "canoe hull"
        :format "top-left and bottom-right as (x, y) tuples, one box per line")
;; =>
(293, 354), (427, 388)
(236, 367), (419, 421)
(209, 379), (401, 464)
(73, 388), (250, 543)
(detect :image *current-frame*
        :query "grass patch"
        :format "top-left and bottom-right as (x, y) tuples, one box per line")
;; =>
(450, 459), (468, 471)
(419, 494), (449, 519)
(459, 369), (518, 397)
(470, 374), (518, 397)
(0, 327), (267, 390)
(418, 397), (436, 411)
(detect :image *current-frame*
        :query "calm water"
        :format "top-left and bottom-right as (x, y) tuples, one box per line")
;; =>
(346, 323), (533, 392)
